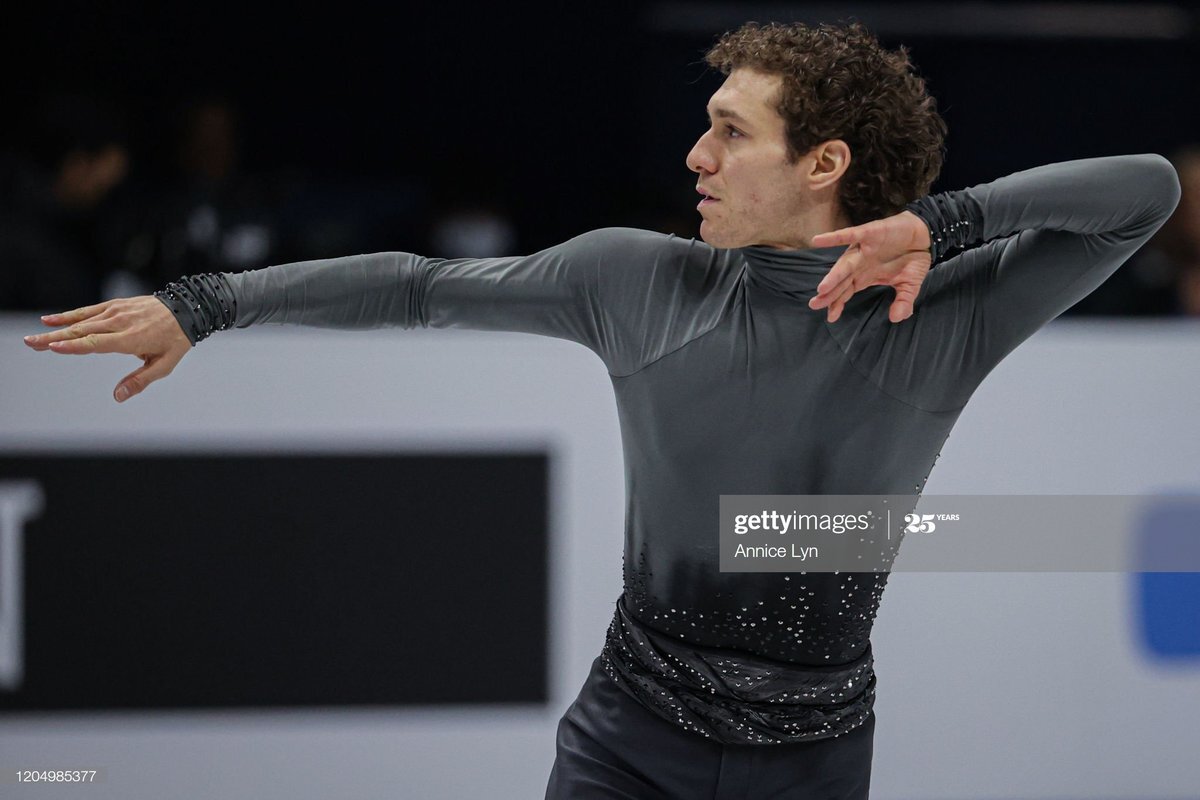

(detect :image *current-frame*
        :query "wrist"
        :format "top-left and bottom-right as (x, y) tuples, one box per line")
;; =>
(904, 192), (983, 264)
(900, 209), (932, 253)
(153, 273), (237, 345)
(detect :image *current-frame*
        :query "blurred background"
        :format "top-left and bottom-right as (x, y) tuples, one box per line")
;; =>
(2, 0), (1199, 315)
(1, 2), (1199, 798)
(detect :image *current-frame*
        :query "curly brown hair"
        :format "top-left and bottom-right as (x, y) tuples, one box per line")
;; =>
(705, 21), (947, 226)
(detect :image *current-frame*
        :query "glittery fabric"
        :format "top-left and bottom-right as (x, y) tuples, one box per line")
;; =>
(905, 191), (985, 263)
(600, 596), (874, 745)
(546, 654), (875, 798)
(154, 273), (238, 345)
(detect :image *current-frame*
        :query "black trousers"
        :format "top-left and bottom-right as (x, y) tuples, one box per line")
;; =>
(545, 656), (875, 799)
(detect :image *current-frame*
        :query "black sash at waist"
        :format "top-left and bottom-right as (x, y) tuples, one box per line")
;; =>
(599, 595), (875, 745)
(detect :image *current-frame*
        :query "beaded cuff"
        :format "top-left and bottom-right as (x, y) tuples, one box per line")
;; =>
(904, 190), (985, 264)
(153, 273), (238, 346)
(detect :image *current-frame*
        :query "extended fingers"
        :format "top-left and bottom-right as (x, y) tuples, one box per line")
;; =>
(814, 268), (851, 304)
(40, 300), (116, 327)
(24, 318), (117, 351)
(825, 279), (859, 323)
(811, 248), (861, 308)
(810, 225), (864, 248)
(45, 332), (127, 355)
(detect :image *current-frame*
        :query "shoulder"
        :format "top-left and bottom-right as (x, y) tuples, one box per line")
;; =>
(571, 227), (738, 281)
(560, 227), (713, 262)
(553, 226), (740, 298)
(575, 229), (744, 376)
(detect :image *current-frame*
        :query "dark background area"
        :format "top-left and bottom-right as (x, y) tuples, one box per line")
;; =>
(2, 1), (1198, 309)
(0, 453), (548, 710)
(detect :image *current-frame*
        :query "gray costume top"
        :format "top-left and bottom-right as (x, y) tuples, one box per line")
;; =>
(220, 154), (1180, 743)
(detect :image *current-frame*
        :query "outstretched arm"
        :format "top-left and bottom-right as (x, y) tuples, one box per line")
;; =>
(22, 230), (635, 402)
(24, 227), (737, 399)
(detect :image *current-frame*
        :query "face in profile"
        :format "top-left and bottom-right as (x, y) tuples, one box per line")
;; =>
(686, 68), (842, 250)
(686, 68), (804, 249)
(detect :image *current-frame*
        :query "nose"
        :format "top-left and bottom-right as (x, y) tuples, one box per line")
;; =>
(686, 130), (717, 175)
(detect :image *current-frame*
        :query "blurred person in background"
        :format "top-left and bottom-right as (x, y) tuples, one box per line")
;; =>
(428, 157), (518, 258)
(0, 95), (129, 310)
(153, 97), (278, 282)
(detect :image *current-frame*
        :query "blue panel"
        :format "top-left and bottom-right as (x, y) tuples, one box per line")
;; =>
(1135, 496), (1200, 660)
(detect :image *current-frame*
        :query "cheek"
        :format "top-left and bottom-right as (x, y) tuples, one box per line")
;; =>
(739, 169), (775, 209)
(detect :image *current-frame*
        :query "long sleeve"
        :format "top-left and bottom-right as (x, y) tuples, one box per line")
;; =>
(226, 231), (602, 339)
(220, 226), (735, 376)
(826, 153), (1182, 411)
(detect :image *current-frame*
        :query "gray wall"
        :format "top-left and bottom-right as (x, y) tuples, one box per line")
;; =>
(1, 315), (1198, 799)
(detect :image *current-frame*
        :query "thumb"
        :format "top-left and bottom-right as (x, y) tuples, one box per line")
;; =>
(113, 354), (176, 403)
(889, 285), (919, 323)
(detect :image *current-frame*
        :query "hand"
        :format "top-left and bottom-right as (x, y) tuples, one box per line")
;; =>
(23, 296), (191, 403)
(807, 210), (932, 323)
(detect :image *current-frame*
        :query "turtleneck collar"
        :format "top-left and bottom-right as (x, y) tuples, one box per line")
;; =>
(737, 243), (849, 300)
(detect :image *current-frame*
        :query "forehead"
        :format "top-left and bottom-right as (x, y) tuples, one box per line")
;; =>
(707, 68), (784, 124)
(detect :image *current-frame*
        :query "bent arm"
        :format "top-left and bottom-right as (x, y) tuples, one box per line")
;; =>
(837, 154), (1182, 411)
(922, 153), (1180, 347)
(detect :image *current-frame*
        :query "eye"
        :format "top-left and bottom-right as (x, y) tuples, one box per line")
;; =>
(703, 115), (745, 139)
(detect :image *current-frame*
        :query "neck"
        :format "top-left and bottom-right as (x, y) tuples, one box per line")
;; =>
(757, 200), (853, 250)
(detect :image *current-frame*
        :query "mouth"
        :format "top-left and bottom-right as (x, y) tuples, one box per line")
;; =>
(696, 186), (720, 209)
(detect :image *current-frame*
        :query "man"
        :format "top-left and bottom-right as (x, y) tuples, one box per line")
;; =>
(22, 20), (1180, 799)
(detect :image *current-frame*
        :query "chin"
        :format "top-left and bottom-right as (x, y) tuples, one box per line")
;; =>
(698, 221), (746, 249)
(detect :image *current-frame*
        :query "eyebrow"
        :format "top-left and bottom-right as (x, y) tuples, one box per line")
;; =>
(707, 106), (750, 127)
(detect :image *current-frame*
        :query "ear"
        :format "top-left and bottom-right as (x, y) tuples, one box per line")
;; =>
(807, 140), (852, 191)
